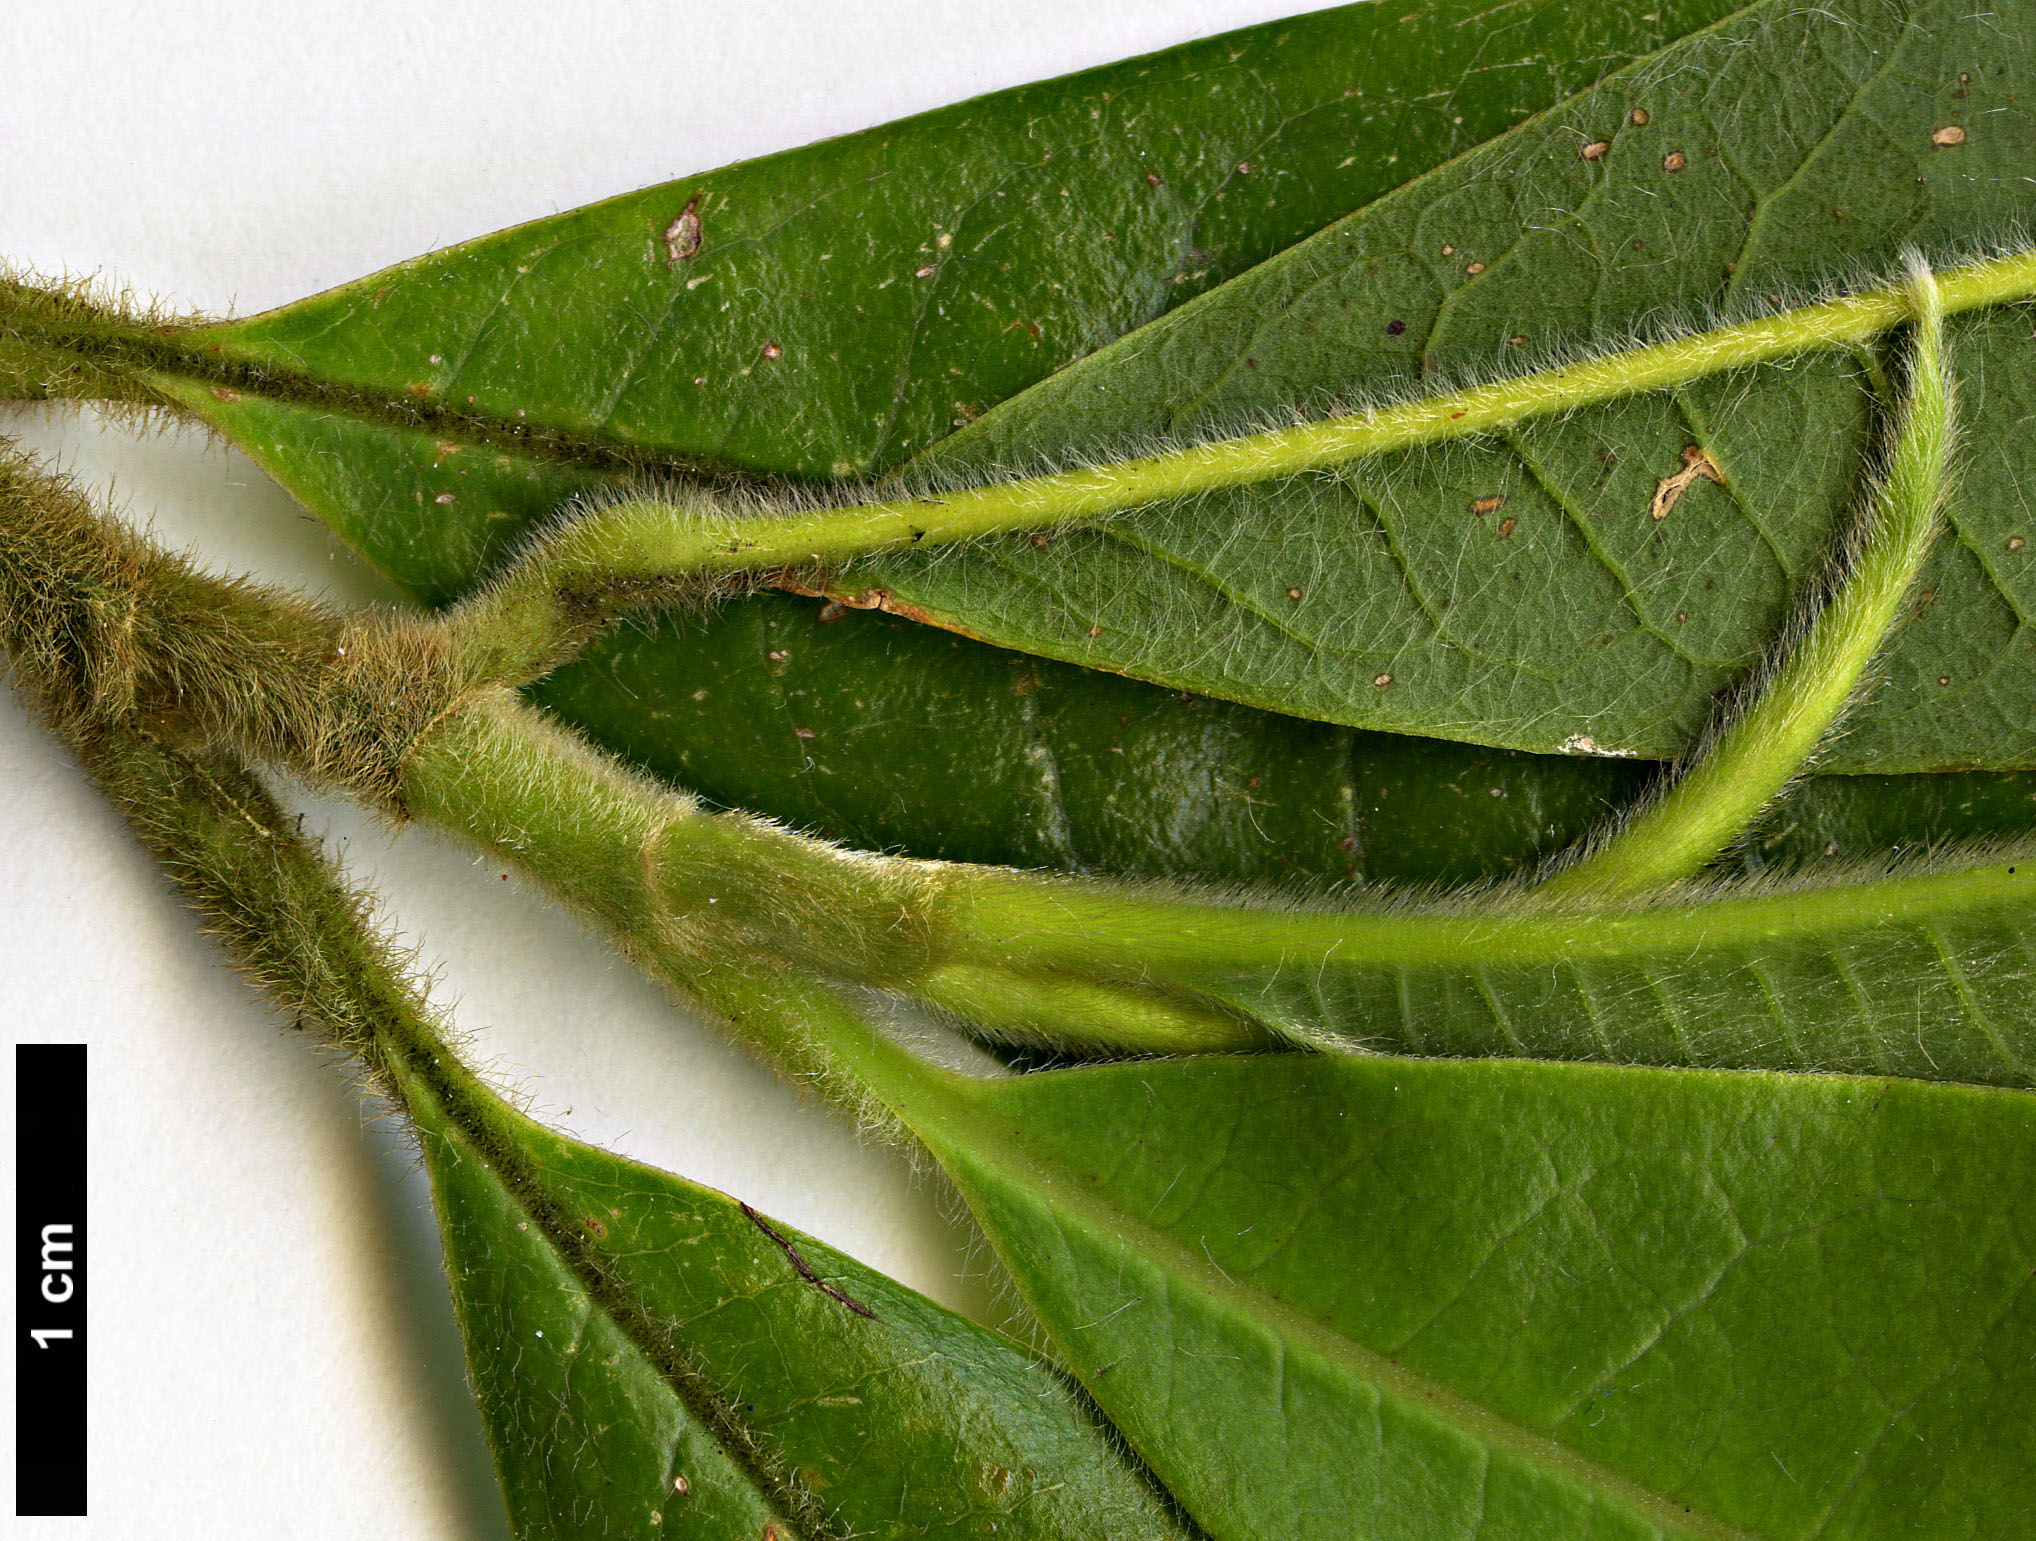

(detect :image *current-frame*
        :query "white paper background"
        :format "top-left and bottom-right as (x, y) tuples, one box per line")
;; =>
(0, 1), (1312, 1534)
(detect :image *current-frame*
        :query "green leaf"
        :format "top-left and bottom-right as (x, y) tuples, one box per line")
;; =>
(30, 0), (1751, 609)
(410, 1080), (1195, 1539)
(531, 595), (2036, 886)
(1134, 852), (2036, 1086)
(0, 0), (1794, 872)
(878, 1044), (2036, 1540)
(866, 0), (2036, 770)
(27, 683), (1194, 1541)
(176, 1), (1749, 486)
(19, 0), (2033, 881)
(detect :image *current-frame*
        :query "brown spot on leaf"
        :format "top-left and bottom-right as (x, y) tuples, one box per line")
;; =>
(1386, 319), (1407, 336)
(1494, 516), (1517, 539)
(1629, 107), (1650, 127)
(1581, 139), (1611, 161)
(1235, 160), (1254, 175)
(584, 1217), (608, 1239)
(1145, 171), (1164, 188)
(1649, 444), (1725, 521)
(209, 386), (239, 403)
(1939, 675), (1953, 686)
(433, 492), (457, 506)
(2008, 536), (2026, 552)
(663, 192), (704, 264)
(1373, 672), (1394, 688)
(773, 578), (994, 641)
(816, 599), (850, 623)
(979, 1462), (1016, 1497)
(914, 264), (937, 278)
(1932, 124), (1967, 147)
(1465, 261), (1486, 275)
(1663, 151), (1688, 172)
(1470, 495), (1507, 516)
(1085, 624), (1102, 639)
(761, 342), (782, 360)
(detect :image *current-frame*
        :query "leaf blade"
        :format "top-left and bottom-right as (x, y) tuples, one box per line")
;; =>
(903, 1051), (2036, 1540)
(413, 1076), (1197, 1540)
(865, 0), (2036, 768)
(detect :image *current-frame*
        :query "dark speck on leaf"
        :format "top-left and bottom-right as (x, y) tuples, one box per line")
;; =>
(1386, 319), (1407, 336)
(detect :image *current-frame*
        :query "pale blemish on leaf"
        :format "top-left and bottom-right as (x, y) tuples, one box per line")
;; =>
(1649, 444), (1725, 521)
(663, 192), (704, 265)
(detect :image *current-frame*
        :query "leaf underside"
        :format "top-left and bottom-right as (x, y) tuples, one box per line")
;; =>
(407, 1064), (1193, 1539)
(1185, 857), (2036, 1088)
(144, 0), (2036, 776)
(907, 1050), (2036, 1541)
(13, 5), (2036, 1536)
(873, 0), (2036, 770)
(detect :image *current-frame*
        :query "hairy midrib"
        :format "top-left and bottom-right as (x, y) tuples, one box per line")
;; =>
(13, 250), (2036, 586)
(956, 852), (2036, 976)
(385, 1037), (830, 1540)
(0, 296), (724, 479)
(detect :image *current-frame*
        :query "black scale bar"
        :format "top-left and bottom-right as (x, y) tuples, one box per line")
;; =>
(16, 1044), (85, 1517)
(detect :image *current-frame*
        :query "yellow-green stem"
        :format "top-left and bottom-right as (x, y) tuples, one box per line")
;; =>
(455, 247), (2036, 682)
(1537, 257), (1956, 901)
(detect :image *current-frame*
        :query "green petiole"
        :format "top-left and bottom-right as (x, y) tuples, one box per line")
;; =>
(1536, 256), (1957, 899)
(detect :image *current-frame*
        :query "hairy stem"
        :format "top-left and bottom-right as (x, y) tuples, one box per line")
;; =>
(398, 688), (1265, 1064)
(448, 246), (2036, 682)
(1536, 257), (1956, 900)
(11, 698), (830, 1538)
(10, 432), (2036, 1073)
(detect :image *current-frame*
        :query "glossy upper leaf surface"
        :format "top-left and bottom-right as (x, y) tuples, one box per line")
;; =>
(904, 1050), (2036, 1540)
(531, 593), (2036, 885)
